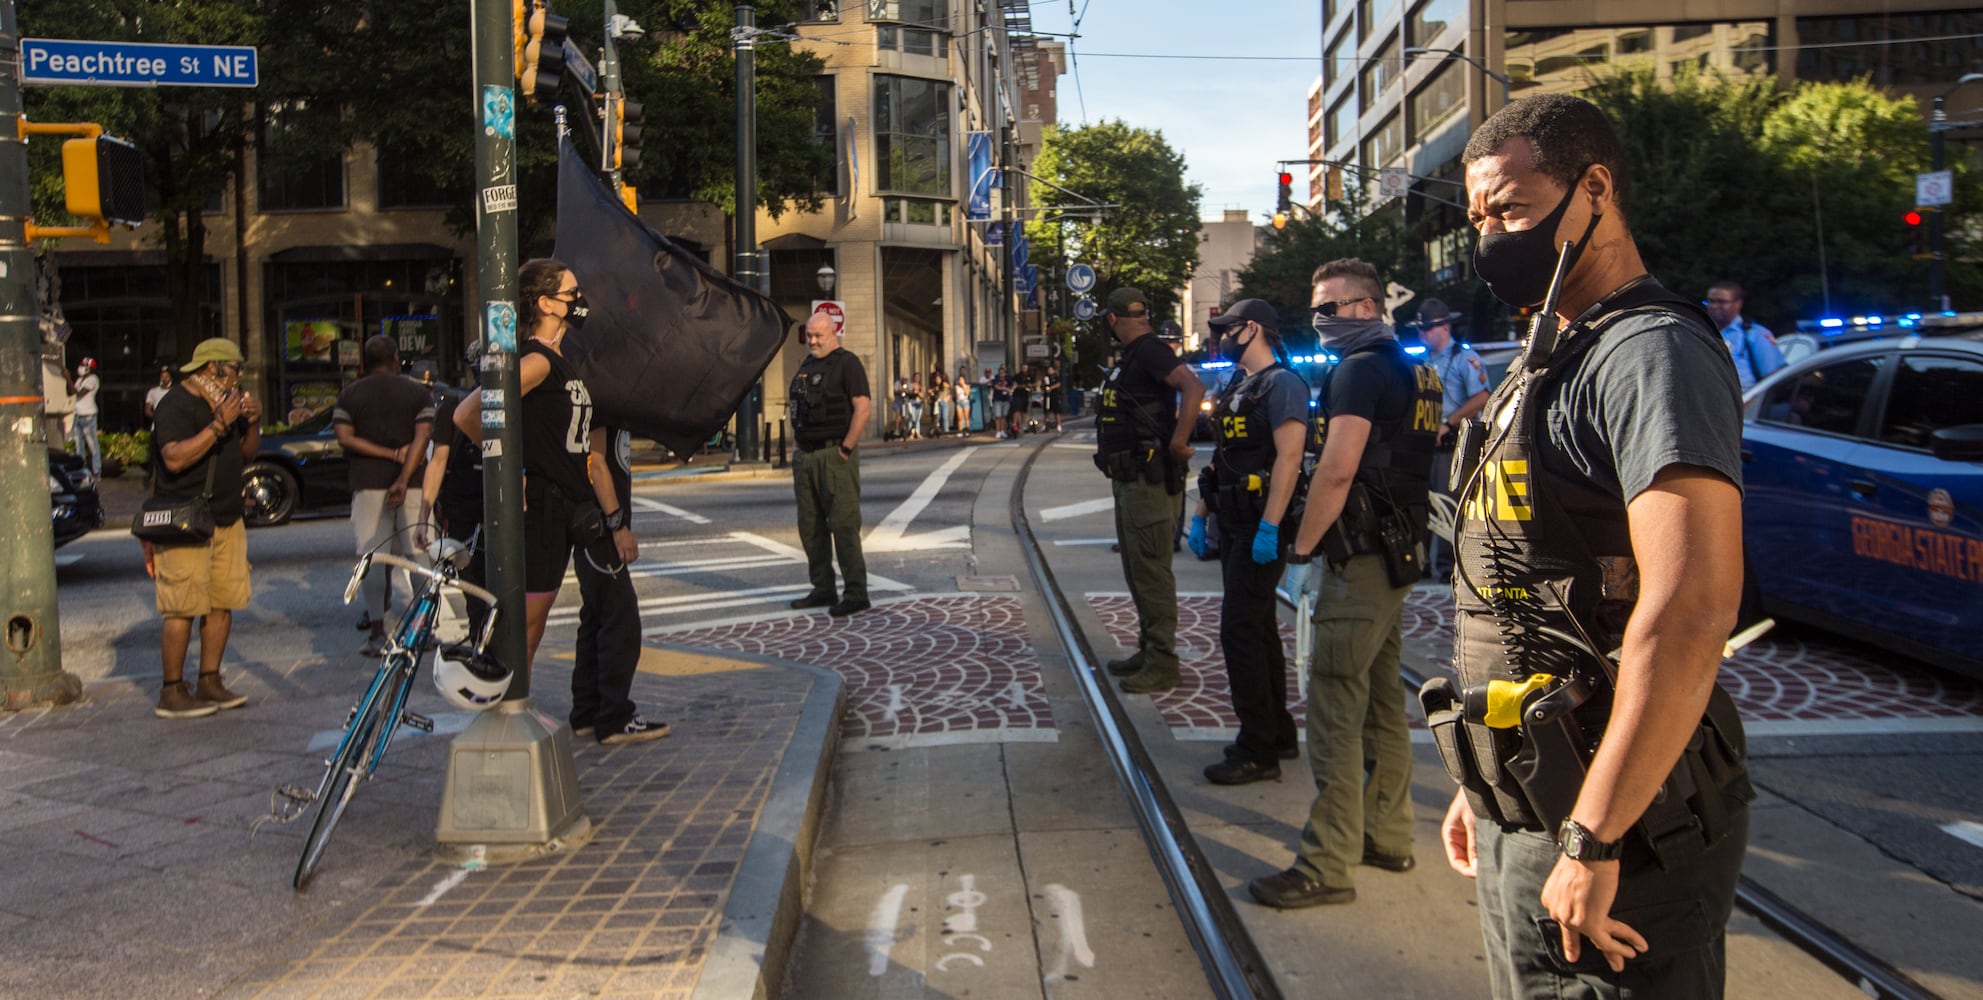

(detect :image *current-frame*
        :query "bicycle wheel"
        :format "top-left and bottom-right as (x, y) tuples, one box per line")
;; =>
(293, 678), (391, 890)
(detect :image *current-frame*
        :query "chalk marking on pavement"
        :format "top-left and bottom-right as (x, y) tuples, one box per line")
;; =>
(1037, 497), (1113, 522)
(882, 684), (906, 721)
(631, 496), (710, 525)
(1051, 537), (1116, 547)
(1942, 821), (1983, 851)
(414, 867), (474, 906)
(864, 447), (978, 552)
(1005, 681), (1028, 711)
(1042, 883), (1096, 983)
(866, 883), (911, 976)
(936, 874), (992, 972)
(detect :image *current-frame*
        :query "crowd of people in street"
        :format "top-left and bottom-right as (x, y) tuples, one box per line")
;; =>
(886, 360), (1066, 440)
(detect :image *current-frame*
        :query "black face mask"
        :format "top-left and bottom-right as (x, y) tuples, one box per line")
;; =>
(1216, 327), (1248, 362)
(562, 293), (590, 330)
(1472, 169), (1599, 309)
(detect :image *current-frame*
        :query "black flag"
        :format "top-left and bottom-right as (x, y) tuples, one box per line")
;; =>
(553, 140), (792, 458)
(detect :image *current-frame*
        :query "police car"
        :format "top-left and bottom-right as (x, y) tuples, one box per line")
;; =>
(1740, 313), (1983, 679)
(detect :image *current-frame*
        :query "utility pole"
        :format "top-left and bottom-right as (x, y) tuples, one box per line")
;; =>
(732, 3), (765, 462)
(601, 0), (622, 190)
(0, 0), (78, 711)
(1001, 121), (1016, 356)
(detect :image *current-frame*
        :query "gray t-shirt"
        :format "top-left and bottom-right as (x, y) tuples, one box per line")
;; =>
(1233, 363), (1311, 433)
(1536, 310), (1744, 504)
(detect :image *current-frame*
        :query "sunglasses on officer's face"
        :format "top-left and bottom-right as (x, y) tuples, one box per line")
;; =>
(1312, 297), (1372, 324)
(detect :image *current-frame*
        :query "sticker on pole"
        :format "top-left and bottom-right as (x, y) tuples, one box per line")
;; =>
(485, 302), (517, 352)
(1065, 263), (1096, 294)
(1917, 170), (1953, 208)
(482, 85), (515, 139)
(481, 184), (516, 214)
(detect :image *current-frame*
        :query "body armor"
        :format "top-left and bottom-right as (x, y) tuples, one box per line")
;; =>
(1316, 339), (1442, 540)
(1208, 364), (1294, 522)
(1095, 345), (1174, 459)
(789, 350), (857, 449)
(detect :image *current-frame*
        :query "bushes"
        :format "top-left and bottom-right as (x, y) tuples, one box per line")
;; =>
(98, 430), (149, 475)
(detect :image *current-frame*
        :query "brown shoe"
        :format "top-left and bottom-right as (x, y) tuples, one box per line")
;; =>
(156, 682), (219, 719)
(195, 673), (248, 710)
(1118, 664), (1178, 695)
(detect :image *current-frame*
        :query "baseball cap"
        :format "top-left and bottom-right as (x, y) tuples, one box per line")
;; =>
(180, 337), (245, 373)
(1105, 287), (1148, 318)
(1417, 298), (1453, 327)
(1208, 298), (1280, 333)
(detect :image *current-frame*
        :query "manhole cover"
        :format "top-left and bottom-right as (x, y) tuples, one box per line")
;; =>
(956, 575), (1021, 592)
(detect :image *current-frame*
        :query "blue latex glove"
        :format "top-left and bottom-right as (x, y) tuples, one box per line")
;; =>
(1251, 520), (1281, 564)
(1187, 515), (1208, 558)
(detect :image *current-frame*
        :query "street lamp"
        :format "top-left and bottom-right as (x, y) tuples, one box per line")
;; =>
(1929, 72), (1983, 312)
(1404, 46), (1511, 107)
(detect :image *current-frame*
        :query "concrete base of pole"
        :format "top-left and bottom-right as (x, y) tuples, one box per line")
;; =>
(434, 697), (593, 865)
(2, 669), (82, 711)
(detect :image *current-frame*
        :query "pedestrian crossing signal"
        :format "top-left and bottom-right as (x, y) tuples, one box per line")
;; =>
(63, 135), (146, 227)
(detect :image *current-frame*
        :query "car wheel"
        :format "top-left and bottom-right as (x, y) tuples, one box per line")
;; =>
(243, 462), (299, 527)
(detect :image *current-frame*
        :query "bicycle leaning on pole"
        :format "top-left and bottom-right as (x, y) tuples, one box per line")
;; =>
(274, 530), (510, 890)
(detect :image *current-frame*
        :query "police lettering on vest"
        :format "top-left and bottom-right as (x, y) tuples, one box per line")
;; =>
(1313, 340), (1443, 544)
(789, 350), (857, 449)
(1207, 363), (1298, 521)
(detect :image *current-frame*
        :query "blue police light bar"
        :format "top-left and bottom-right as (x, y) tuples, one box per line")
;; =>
(1898, 317), (1916, 328)
(1403, 345), (1426, 356)
(1200, 360), (1235, 369)
(1819, 318), (1845, 329)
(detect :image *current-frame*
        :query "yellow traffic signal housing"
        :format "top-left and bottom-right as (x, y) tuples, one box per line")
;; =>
(63, 135), (146, 226)
(518, 0), (569, 101)
(1325, 165), (1344, 203)
(612, 99), (644, 171)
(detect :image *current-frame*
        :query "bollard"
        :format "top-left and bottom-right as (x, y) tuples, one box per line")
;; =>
(775, 420), (787, 468)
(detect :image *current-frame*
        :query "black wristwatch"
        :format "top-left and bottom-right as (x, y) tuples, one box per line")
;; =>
(1557, 819), (1624, 862)
(603, 507), (629, 532)
(837, 443), (852, 458)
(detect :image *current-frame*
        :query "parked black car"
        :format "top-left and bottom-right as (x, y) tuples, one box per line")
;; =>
(244, 406), (350, 527)
(49, 449), (103, 547)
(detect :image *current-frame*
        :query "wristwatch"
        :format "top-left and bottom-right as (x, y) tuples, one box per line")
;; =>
(837, 443), (853, 458)
(1557, 819), (1624, 862)
(602, 507), (629, 532)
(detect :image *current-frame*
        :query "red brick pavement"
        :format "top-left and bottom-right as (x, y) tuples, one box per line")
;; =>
(652, 596), (1057, 746)
(1091, 589), (1983, 732)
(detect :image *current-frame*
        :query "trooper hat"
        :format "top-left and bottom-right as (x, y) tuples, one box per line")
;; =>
(1208, 298), (1280, 333)
(1417, 297), (1453, 327)
(180, 337), (245, 373)
(1105, 287), (1148, 318)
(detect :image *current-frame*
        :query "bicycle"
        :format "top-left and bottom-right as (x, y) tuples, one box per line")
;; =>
(279, 532), (502, 890)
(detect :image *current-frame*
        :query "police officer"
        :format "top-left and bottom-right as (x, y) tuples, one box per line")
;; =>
(1096, 287), (1205, 694)
(1189, 299), (1308, 784)
(1434, 94), (1751, 997)
(1418, 297), (1489, 578)
(1704, 280), (1784, 391)
(1249, 258), (1440, 908)
(788, 311), (873, 618)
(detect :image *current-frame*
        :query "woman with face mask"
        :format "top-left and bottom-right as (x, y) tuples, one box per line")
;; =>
(1190, 298), (1312, 786)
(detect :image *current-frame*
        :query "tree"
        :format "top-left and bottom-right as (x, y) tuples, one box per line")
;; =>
(1232, 183), (1419, 349)
(1024, 120), (1202, 322)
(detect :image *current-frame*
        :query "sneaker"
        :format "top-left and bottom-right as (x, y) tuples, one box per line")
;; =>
(1203, 757), (1281, 785)
(360, 634), (390, 657)
(788, 593), (836, 610)
(1118, 665), (1178, 695)
(1103, 654), (1145, 677)
(1248, 867), (1355, 909)
(600, 716), (671, 746)
(194, 673), (248, 710)
(1361, 836), (1416, 873)
(155, 682), (219, 719)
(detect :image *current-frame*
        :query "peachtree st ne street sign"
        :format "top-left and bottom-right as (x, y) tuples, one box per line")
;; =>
(20, 38), (259, 88)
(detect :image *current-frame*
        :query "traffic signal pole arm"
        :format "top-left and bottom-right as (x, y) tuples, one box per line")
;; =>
(18, 118), (125, 243)
(1276, 157), (1468, 212)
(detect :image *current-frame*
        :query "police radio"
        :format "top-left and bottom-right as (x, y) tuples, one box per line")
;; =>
(1520, 240), (1578, 369)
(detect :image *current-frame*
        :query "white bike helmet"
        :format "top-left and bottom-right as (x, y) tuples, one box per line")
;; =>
(433, 643), (510, 711)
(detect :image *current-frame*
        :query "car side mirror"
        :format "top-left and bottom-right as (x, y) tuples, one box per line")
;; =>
(1929, 424), (1983, 463)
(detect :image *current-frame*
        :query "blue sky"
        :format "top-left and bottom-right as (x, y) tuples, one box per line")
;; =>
(1029, 0), (1324, 223)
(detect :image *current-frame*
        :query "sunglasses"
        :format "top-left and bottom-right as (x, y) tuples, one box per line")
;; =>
(1312, 297), (1372, 323)
(1702, 297), (1736, 307)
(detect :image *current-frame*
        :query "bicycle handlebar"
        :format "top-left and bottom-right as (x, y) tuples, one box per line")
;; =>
(348, 551), (498, 609)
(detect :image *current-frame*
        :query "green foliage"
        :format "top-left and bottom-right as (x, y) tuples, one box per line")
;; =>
(98, 430), (149, 470)
(1024, 120), (1203, 322)
(1232, 183), (1421, 344)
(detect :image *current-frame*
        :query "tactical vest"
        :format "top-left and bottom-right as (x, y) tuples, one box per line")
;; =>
(789, 350), (857, 449)
(1095, 341), (1174, 458)
(1433, 280), (1748, 864)
(1317, 339), (1442, 536)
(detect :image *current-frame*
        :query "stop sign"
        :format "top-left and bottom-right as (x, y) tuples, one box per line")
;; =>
(810, 299), (846, 336)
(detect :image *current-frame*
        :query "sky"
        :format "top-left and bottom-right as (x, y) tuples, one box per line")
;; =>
(1028, 0), (1325, 224)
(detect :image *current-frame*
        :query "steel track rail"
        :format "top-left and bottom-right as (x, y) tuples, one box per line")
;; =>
(1011, 438), (1284, 1000)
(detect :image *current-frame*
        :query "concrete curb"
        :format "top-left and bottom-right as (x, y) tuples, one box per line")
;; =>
(677, 644), (848, 1000)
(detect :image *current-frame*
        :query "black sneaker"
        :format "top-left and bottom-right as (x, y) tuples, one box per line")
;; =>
(789, 593), (836, 609)
(1361, 836), (1416, 873)
(1203, 757), (1280, 785)
(829, 597), (871, 617)
(601, 716), (671, 746)
(1223, 742), (1299, 762)
(1103, 655), (1144, 677)
(1248, 867), (1355, 909)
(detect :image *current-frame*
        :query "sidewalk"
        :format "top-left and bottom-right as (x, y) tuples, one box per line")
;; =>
(0, 642), (844, 1000)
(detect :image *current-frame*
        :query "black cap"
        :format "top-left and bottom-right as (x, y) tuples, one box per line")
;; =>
(1208, 298), (1280, 333)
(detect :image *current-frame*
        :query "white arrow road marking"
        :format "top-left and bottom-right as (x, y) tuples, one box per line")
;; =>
(864, 448), (977, 552)
(1042, 883), (1096, 983)
(867, 883), (910, 976)
(1943, 820), (1983, 850)
(548, 531), (914, 626)
(631, 496), (709, 524)
(1038, 496), (1113, 522)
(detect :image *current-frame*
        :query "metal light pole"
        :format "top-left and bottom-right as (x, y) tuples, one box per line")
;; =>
(0, 0), (76, 711)
(732, 3), (766, 462)
(1930, 73), (1983, 313)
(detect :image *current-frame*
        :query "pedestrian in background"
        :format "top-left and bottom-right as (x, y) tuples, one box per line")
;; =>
(1251, 258), (1439, 909)
(1095, 287), (1204, 695)
(417, 352), (488, 642)
(335, 335), (435, 657)
(1041, 361), (1064, 433)
(991, 365), (1014, 438)
(1704, 280), (1783, 392)
(146, 338), (260, 719)
(786, 310), (873, 618)
(1440, 94), (1752, 998)
(906, 375), (925, 439)
(955, 365), (973, 435)
(931, 369), (953, 435)
(1190, 299), (1308, 785)
(1417, 298), (1489, 579)
(71, 357), (101, 475)
(144, 366), (172, 428)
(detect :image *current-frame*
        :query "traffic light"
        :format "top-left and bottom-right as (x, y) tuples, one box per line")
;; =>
(612, 99), (644, 172)
(1325, 165), (1344, 203)
(1905, 209), (1926, 258)
(1276, 171), (1292, 215)
(62, 134), (145, 227)
(515, 0), (568, 102)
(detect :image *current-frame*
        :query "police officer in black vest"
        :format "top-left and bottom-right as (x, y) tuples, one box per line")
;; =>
(1096, 287), (1205, 694)
(788, 311), (873, 618)
(1249, 258), (1442, 909)
(1430, 94), (1751, 997)
(1189, 299), (1309, 785)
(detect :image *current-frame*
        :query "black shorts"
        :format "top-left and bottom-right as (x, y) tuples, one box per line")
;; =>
(1042, 391), (1061, 412)
(522, 479), (601, 593)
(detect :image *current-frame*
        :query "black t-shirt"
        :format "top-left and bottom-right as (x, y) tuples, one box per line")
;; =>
(795, 348), (871, 443)
(520, 340), (594, 501)
(151, 384), (248, 525)
(433, 390), (484, 521)
(1117, 333), (1185, 435)
(334, 372), (435, 492)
